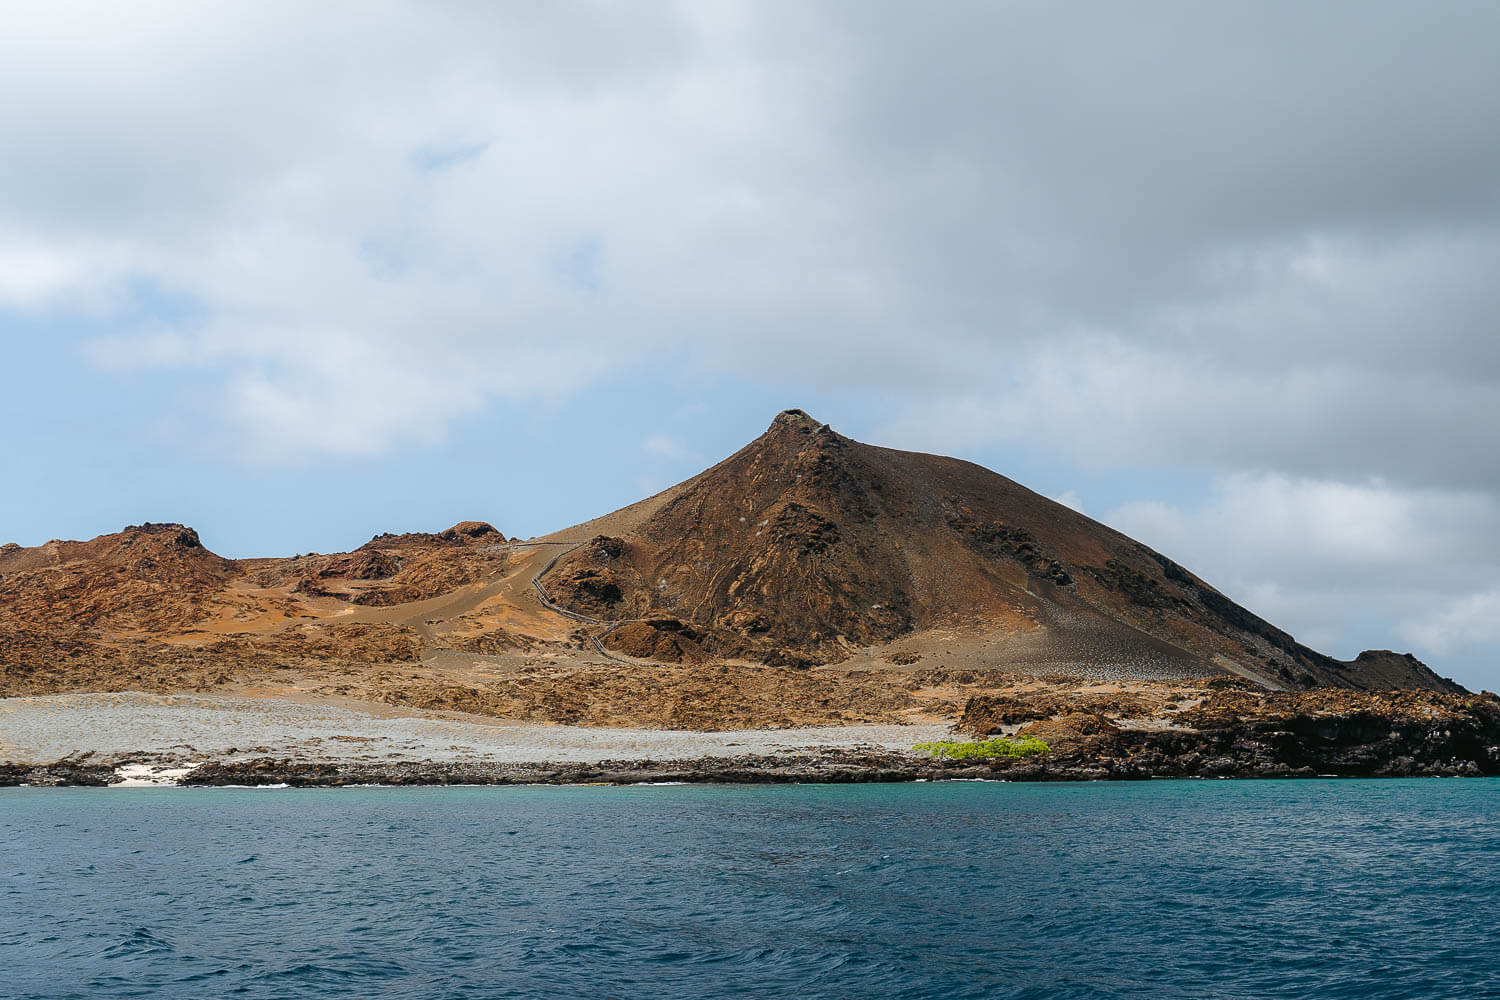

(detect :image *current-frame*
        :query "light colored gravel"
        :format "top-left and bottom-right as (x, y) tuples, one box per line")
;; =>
(0, 692), (950, 764)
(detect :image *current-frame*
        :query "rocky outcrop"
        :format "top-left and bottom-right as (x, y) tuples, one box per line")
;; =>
(370, 662), (920, 730)
(946, 506), (1072, 585)
(207, 623), (422, 663)
(957, 692), (1153, 734)
(959, 687), (1500, 778)
(360, 521), (504, 549)
(439, 521), (503, 542)
(1016, 713), (1121, 742)
(0, 523), (237, 632)
(1338, 650), (1463, 692)
(244, 522), (513, 606)
(602, 619), (707, 663)
(437, 626), (536, 656)
(0, 630), (239, 696)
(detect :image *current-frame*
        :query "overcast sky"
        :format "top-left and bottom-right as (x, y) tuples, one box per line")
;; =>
(3, 1), (1497, 689)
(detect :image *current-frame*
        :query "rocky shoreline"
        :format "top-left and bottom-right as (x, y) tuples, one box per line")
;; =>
(6, 721), (1498, 787)
(6, 685), (1497, 787)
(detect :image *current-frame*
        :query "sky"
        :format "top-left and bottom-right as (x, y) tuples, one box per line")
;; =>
(2, 1), (1497, 690)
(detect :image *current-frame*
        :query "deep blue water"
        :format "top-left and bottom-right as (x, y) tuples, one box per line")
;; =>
(2, 780), (1498, 999)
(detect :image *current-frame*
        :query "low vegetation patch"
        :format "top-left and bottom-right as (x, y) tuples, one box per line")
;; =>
(913, 736), (1051, 760)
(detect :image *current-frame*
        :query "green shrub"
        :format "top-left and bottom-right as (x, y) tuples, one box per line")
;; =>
(912, 736), (1051, 760)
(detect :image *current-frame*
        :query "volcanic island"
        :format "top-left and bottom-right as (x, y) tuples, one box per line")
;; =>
(3, 410), (1496, 786)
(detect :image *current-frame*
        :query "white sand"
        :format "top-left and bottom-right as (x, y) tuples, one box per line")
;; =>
(0, 692), (949, 765)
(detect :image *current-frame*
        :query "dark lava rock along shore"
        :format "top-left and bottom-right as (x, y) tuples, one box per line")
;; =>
(7, 707), (1498, 787)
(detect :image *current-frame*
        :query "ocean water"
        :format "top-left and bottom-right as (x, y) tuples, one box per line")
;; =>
(2, 781), (1497, 999)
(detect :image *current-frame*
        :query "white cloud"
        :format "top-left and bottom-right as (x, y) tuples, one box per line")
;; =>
(874, 333), (1500, 492)
(1106, 473), (1493, 577)
(0, 242), (89, 308)
(1099, 473), (1500, 668)
(1052, 490), (1086, 514)
(1, 2), (1494, 477)
(1398, 590), (1500, 655)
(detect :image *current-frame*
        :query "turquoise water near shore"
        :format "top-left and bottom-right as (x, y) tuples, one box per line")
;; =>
(3, 780), (1497, 999)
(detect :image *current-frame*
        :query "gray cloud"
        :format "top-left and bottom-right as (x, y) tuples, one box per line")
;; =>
(3, 1), (1499, 678)
(1101, 472), (1500, 653)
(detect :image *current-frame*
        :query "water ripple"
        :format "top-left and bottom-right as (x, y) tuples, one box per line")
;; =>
(1, 780), (1498, 999)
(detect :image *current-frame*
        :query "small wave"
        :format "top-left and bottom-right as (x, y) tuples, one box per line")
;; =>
(212, 783), (292, 789)
(7, 781), (1499, 1000)
(100, 927), (174, 960)
(111, 762), (201, 787)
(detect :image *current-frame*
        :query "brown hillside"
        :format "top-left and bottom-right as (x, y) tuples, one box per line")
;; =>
(546, 410), (1457, 691)
(240, 520), (510, 606)
(0, 415), (1459, 712)
(0, 523), (237, 633)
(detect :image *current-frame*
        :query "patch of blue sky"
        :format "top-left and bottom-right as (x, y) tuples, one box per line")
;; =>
(118, 274), (209, 328)
(3, 318), (186, 542)
(410, 139), (490, 173)
(555, 236), (603, 292)
(360, 238), (408, 281)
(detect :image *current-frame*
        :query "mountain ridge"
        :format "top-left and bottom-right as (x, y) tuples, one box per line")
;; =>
(0, 410), (1462, 697)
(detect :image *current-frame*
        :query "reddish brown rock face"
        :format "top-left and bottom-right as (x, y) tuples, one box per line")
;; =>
(0, 522), (238, 633)
(439, 521), (503, 542)
(543, 410), (1458, 690)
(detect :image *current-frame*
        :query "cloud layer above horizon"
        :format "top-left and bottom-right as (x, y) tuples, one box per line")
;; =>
(3, 1), (1498, 687)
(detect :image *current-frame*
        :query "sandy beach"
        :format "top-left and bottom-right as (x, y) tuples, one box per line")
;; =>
(0, 691), (950, 768)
